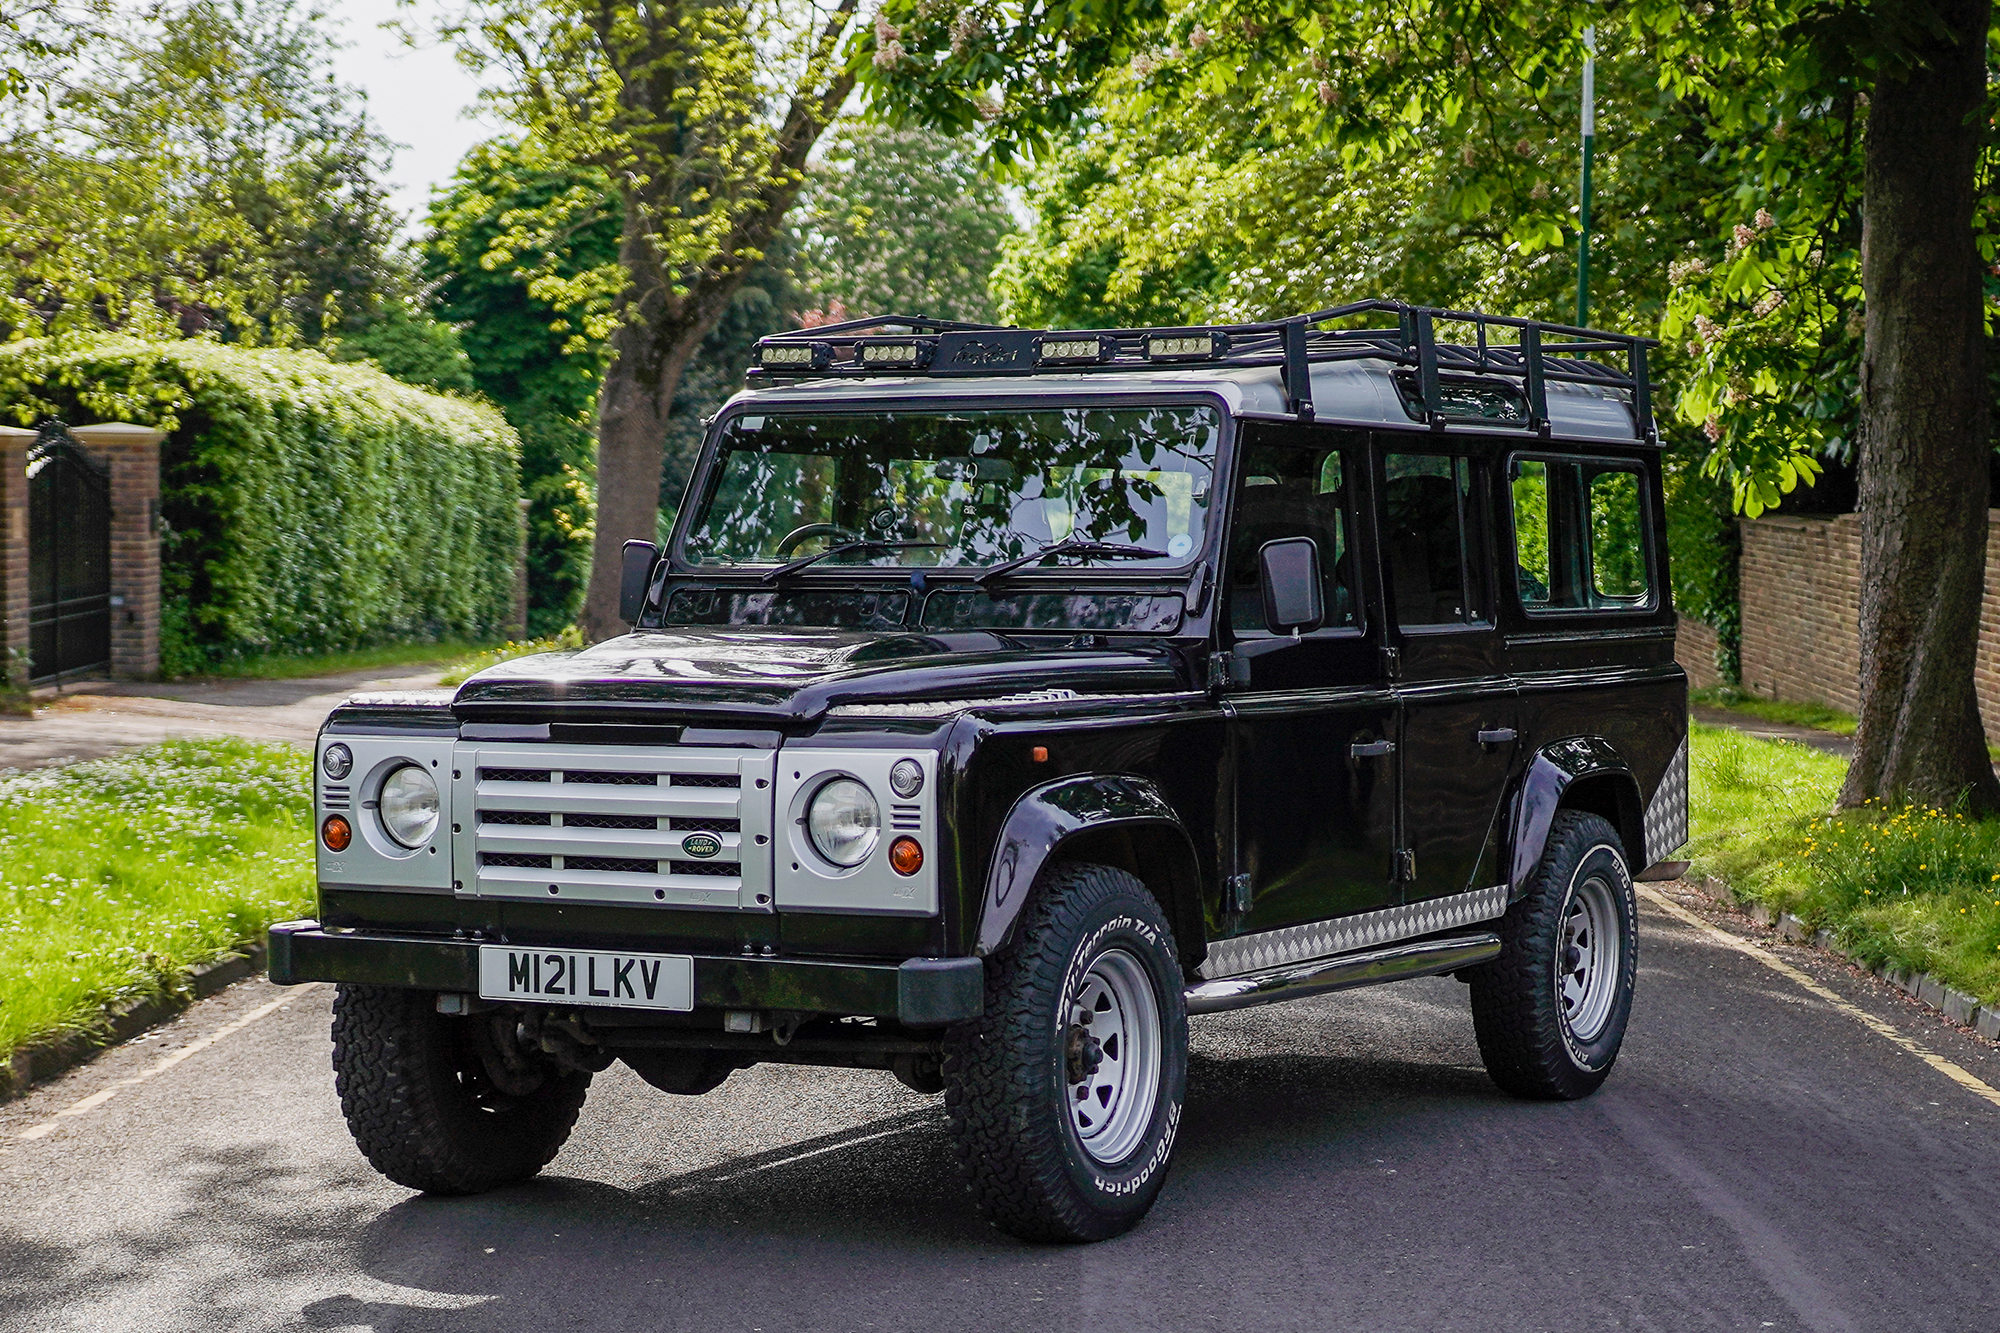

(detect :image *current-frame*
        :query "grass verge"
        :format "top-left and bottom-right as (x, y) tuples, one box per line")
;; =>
(0, 739), (313, 1057)
(438, 626), (585, 685)
(166, 638), (497, 683)
(1688, 722), (2000, 1005)
(1690, 685), (1857, 735)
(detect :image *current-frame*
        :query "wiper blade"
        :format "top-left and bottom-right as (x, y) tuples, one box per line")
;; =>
(975, 533), (1169, 586)
(758, 539), (940, 584)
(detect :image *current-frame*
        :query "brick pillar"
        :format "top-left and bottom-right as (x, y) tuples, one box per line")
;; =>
(70, 423), (164, 681)
(0, 425), (31, 700)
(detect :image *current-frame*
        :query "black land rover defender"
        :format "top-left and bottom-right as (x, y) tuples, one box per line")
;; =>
(271, 301), (1689, 1243)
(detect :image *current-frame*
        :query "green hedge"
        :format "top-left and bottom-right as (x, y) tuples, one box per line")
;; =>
(0, 337), (522, 670)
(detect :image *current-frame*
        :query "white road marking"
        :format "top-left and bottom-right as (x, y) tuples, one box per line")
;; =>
(681, 1121), (926, 1189)
(1639, 885), (2000, 1111)
(15, 983), (324, 1141)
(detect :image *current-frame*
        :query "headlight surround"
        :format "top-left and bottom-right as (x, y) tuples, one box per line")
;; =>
(378, 764), (440, 848)
(807, 777), (879, 867)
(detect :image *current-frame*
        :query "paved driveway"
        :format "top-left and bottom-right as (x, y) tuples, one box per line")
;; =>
(2, 884), (1995, 1333)
(0, 670), (449, 770)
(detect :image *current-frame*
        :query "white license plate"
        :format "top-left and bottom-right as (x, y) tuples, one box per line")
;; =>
(477, 945), (693, 1011)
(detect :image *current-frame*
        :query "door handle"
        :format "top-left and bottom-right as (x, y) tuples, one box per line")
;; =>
(1350, 739), (1396, 759)
(1477, 727), (1519, 748)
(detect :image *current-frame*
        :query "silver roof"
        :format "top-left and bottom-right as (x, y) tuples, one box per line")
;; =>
(723, 357), (1650, 446)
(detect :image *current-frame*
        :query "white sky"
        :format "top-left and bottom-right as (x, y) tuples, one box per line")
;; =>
(320, 0), (503, 236)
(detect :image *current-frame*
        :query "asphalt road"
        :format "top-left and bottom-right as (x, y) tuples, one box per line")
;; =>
(3, 884), (1997, 1333)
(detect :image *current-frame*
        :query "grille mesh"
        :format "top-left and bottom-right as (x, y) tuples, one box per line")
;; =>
(669, 815), (739, 833)
(671, 859), (740, 878)
(565, 812), (657, 830)
(567, 855), (659, 874)
(482, 852), (553, 869)
(481, 767), (550, 784)
(481, 810), (550, 826)
(566, 770), (659, 786)
(671, 773), (740, 789)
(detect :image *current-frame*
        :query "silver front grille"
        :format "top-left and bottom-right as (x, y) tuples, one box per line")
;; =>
(452, 743), (776, 911)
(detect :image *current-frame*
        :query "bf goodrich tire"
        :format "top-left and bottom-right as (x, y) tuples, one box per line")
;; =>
(1469, 810), (1638, 1100)
(942, 862), (1189, 1243)
(331, 984), (591, 1194)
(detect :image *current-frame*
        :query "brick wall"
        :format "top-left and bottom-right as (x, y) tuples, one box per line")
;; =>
(1738, 510), (2000, 746)
(1675, 617), (1722, 692)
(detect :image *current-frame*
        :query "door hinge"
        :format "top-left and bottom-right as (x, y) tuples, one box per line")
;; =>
(1226, 873), (1254, 914)
(1394, 849), (1417, 882)
(1380, 645), (1402, 679)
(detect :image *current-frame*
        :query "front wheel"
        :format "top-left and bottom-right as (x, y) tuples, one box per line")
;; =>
(1468, 810), (1638, 1100)
(943, 862), (1189, 1243)
(331, 985), (592, 1194)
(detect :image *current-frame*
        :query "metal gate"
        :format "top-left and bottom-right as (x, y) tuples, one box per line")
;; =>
(27, 421), (111, 683)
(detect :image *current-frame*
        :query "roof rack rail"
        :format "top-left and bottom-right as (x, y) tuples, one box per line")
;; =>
(747, 300), (1659, 444)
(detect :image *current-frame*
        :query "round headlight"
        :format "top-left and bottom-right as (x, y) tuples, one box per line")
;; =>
(889, 758), (924, 799)
(807, 777), (879, 867)
(379, 764), (440, 848)
(322, 743), (352, 780)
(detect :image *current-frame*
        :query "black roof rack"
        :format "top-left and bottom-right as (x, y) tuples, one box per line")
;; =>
(747, 300), (1659, 444)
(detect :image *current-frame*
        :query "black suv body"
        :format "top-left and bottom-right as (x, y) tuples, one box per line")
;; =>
(273, 303), (1688, 1241)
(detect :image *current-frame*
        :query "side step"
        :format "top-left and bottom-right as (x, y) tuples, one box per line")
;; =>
(1184, 933), (1502, 1015)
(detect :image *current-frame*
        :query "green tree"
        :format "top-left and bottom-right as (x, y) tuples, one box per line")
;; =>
(0, 0), (410, 345)
(437, 0), (871, 639)
(866, 0), (2000, 811)
(795, 123), (1017, 323)
(426, 139), (620, 635)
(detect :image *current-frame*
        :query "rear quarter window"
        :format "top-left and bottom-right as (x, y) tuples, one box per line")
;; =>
(1509, 456), (1654, 612)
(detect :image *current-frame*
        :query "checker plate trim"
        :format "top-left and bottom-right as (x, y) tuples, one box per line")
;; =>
(1197, 883), (1510, 980)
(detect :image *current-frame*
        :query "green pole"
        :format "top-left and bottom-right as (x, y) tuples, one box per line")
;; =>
(1576, 26), (1595, 328)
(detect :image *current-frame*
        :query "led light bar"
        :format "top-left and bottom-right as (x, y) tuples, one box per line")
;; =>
(858, 340), (928, 368)
(1146, 333), (1225, 361)
(757, 342), (829, 370)
(1037, 336), (1108, 364)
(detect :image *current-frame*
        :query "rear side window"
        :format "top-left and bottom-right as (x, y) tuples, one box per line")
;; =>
(1381, 453), (1488, 626)
(1510, 457), (1653, 611)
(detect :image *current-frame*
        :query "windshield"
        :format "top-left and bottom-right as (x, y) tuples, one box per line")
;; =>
(682, 404), (1221, 573)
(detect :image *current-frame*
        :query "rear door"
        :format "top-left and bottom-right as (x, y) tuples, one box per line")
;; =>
(1375, 444), (1518, 906)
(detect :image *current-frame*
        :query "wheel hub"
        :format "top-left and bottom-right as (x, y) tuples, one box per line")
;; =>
(1063, 946), (1163, 1166)
(1558, 873), (1622, 1044)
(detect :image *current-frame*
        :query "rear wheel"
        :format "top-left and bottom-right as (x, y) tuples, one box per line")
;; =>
(942, 862), (1188, 1243)
(331, 985), (591, 1194)
(1468, 811), (1638, 1100)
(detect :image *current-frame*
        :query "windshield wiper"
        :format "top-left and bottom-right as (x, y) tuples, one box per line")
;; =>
(975, 533), (1169, 586)
(758, 539), (940, 585)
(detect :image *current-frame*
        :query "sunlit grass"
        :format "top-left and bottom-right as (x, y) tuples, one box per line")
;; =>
(1687, 722), (2000, 1004)
(438, 626), (585, 685)
(1690, 685), (1857, 735)
(0, 739), (314, 1056)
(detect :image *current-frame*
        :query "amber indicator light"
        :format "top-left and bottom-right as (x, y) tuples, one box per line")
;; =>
(889, 835), (924, 876)
(1030, 745), (1049, 763)
(322, 814), (352, 852)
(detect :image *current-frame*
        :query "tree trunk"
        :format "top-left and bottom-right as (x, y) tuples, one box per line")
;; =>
(577, 211), (728, 643)
(1839, 0), (2000, 813)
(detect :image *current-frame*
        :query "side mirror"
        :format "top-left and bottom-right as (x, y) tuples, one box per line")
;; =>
(1259, 537), (1324, 634)
(619, 540), (661, 623)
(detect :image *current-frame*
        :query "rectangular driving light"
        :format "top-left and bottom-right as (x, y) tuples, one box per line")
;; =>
(1037, 336), (1110, 365)
(857, 340), (929, 369)
(757, 342), (830, 370)
(1146, 332), (1226, 361)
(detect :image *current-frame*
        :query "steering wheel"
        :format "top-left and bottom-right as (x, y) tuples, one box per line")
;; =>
(775, 522), (857, 556)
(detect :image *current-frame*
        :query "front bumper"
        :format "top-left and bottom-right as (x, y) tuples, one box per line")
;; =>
(266, 920), (983, 1027)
